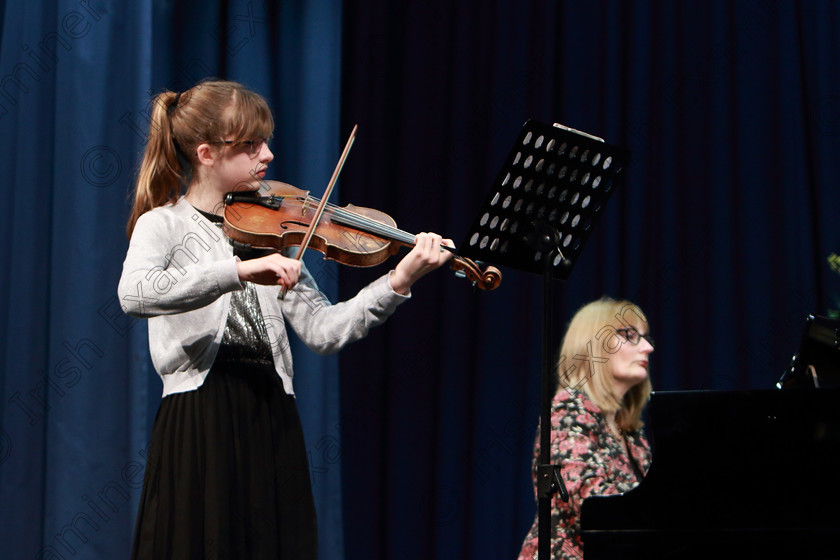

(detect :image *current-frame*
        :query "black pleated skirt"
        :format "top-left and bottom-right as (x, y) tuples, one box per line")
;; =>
(131, 348), (317, 559)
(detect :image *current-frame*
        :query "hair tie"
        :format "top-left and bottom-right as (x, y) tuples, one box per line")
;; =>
(168, 91), (182, 116)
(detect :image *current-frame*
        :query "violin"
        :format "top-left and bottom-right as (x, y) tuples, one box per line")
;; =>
(222, 180), (502, 291)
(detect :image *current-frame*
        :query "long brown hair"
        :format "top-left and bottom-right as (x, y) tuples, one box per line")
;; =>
(557, 297), (653, 431)
(126, 80), (274, 237)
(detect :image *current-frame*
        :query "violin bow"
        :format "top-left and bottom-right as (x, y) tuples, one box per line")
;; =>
(278, 124), (358, 297)
(294, 124), (358, 262)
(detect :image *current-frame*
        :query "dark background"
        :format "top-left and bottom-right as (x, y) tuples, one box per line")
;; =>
(1, 1), (838, 559)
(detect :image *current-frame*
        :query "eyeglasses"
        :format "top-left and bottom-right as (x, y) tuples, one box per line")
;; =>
(616, 327), (655, 348)
(215, 138), (271, 159)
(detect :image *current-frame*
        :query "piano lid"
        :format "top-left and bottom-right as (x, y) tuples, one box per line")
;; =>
(581, 388), (840, 559)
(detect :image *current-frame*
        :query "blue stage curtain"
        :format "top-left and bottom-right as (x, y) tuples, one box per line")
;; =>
(0, 1), (345, 558)
(3, 1), (840, 559)
(337, 1), (840, 558)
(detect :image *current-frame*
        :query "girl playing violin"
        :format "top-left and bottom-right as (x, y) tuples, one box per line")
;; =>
(118, 79), (453, 559)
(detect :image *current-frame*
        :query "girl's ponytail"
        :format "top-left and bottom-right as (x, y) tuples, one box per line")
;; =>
(126, 90), (186, 237)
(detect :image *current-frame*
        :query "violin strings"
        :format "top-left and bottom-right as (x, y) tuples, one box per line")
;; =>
(301, 195), (419, 245)
(326, 203), (458, 254)
(253, 178), (419, 245)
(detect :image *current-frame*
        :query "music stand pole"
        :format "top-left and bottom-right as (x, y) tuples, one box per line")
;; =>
(536, 244), (569, 560)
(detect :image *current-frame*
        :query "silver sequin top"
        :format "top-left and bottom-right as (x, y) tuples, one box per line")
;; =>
(220, 281), (274, 364)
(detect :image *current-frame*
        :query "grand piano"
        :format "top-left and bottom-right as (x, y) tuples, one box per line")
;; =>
(581, 315), (840, 559)
(580, 387), (840, 559)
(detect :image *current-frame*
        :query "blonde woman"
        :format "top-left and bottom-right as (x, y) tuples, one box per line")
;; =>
(518, 297), (655, 560)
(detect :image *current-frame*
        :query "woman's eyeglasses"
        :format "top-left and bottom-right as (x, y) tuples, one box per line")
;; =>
(616, 327), (655, 348)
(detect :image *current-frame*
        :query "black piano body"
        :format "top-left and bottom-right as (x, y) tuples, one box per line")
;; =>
(581, 388), (840, 559)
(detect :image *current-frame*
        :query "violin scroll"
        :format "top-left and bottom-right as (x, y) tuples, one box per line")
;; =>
(450, 257), (502, 291)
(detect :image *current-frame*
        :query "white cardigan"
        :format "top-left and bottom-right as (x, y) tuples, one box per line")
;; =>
(118, 197), (409, 397)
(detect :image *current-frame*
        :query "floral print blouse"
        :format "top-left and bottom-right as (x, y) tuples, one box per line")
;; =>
(517, 389), (651, 560)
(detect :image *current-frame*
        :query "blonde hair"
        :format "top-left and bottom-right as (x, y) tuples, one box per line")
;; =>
(557, 297), (652, 431)
(126, 80), (274, 237)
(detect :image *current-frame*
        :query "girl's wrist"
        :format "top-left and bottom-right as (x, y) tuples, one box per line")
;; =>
(388, 270), (412, 295)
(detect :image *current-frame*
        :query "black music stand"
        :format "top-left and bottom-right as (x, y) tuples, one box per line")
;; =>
(459, 120), (631, 559)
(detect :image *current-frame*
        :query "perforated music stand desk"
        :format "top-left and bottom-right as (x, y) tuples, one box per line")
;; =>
(459, 120), (631, 560)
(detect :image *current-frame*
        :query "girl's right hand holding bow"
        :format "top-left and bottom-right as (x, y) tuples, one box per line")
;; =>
(236, 253), (302, 289)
